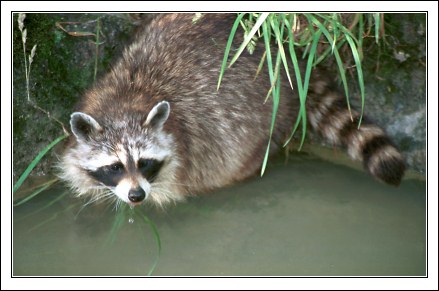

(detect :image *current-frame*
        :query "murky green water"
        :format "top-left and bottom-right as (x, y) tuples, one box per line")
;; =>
(13, 153), (426, 276)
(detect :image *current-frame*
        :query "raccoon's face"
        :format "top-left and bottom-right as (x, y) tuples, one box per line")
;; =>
(60, 101), (182, 206)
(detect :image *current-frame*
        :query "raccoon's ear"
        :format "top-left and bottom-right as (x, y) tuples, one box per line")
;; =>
(143, 101), (170, 129)
(70, 112), (103, 141)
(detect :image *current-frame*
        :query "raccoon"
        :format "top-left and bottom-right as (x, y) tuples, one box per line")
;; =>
(58, 13), (405, 207)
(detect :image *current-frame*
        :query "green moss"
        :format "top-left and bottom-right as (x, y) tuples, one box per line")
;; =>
(13, 13), (136, 181)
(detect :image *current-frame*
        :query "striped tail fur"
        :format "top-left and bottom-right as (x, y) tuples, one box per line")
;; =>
(306, 77), (406, 186)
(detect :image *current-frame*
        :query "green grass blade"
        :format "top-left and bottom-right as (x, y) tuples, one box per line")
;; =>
(296, 30), (323, 149)
(262, 19), (275, 94)
(312, 14), (362, 45)
(270, 15), (294, 91)
(282, 15), (323, 149)
(302, 31), (322, 98)
(260, 18), (276, 176)
(261, 71), (281, 177)
(344, 33), (365, 127)
(283, 15), (303, 94)
(217, 13), (245, 91)
(331, 13), (339, 53)
(315, 13), (365, 124)
(314, 38), (346, 66)
(292, 29), (322, 149)
(254, 50), (266, 80)
(282, 15), (304, 146)
(374, 13), (381, 43)
(228, 13), (269, 68)
(13, 134), (68, 193)
(260, 17), (282, 176)
(305, 14), (352, 119)
(358, 13), (364, 49)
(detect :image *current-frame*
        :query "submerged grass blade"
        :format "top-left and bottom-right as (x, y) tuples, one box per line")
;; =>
(13, 178), (58, 206)
(135, 209), (162, 276)
(105, 204), (161, 276)
(27, 213), (59, 232)
(27, 203), (78, 232)
(106, 204), (129, 246)
(15, 189), (70, 222)
(13, 134), (68, 193)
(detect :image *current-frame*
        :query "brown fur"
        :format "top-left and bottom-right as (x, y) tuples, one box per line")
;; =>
(60, 13), (405, 206)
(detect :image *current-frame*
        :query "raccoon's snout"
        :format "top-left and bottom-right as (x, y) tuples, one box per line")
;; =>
(128, 187), (146, 203)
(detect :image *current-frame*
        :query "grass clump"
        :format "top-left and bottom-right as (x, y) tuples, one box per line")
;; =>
(218, 13), (383, 175)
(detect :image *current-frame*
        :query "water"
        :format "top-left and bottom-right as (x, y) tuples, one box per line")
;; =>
(13, 153), (426, 276)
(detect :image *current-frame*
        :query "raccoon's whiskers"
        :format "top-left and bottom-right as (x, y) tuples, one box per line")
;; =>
(82, 189), (113, 207)
(74, 190), (115, 219)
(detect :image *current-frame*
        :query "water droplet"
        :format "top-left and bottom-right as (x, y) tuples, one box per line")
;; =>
(128, 217), (135, 224)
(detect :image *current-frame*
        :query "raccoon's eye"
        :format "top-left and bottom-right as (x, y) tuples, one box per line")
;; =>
(87, 162), (125, 187)
(107, 162), (124, 173)
(138, 158), (163, 182)
(138, 159), (153, 170)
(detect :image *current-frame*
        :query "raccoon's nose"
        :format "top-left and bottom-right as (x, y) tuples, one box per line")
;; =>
(128, 188), (146, 203)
